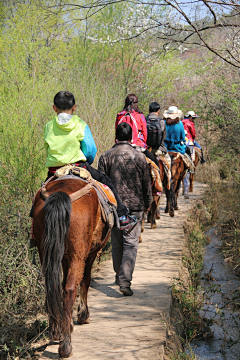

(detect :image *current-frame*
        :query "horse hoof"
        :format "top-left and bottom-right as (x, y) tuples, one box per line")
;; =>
(156, 214), (160, 220)
(174, 206), (180, 210)
(169, 210), (174, 217)
(165, 208), (169, 213)
(77, 309), (89, 325)
(151, 223), (157, 229)
(59, 340), (72, 358)
(139, 236), (142, 243)
(189, 189), (193, 193)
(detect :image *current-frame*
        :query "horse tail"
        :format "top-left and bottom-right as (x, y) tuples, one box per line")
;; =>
(42, 191), (72, 338)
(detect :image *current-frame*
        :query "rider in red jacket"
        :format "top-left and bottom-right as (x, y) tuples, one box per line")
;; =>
(116, 94), (159, 167)
(182, 115), (196, 142)
(182, 111), (206, 164)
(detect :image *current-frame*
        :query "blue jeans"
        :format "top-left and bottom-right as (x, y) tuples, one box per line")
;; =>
(194, 141), (202, 150)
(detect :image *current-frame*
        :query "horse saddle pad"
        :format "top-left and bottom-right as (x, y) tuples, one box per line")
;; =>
(170, 152), (194, 171)
(145, 157), (163, 193)
(47, 166), (118, 228)
(158, 156), (171, 191)
(194, 146), (201, 159)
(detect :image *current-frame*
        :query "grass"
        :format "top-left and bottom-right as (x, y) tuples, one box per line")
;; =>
(165, 201), (211, 359)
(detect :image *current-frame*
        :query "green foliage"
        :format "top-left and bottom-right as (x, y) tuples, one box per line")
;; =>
(0, 1), (239, 358)
(178, 59), (240, 182)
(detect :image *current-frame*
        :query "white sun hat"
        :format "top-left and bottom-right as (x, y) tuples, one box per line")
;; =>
(186, 110), (199, 118)
(163, 106), (183, 120)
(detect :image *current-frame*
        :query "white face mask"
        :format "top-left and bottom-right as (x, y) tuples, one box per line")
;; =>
(57, 113), (73, 125)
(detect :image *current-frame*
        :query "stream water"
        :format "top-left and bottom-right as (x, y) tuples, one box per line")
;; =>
(191, 227), (240, 359)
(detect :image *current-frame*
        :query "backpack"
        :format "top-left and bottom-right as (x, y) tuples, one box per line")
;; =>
(117, 112), (139, 145)
(146, 117), (162, 148)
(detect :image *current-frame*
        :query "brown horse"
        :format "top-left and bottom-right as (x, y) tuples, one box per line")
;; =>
(140, 158), (165, 241)
(33, 178), (110, 358)
(165, 152), (187, 217)
(189, 150), (199, 192)
(147, 158), (166, 228)
(182, 148), (200, 194)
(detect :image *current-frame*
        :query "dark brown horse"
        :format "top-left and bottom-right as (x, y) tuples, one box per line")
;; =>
(147, 158), (166, 228)
(140, 158), (165, 241)
(33, 178), (110, 358)
(165, 152), (187, 217)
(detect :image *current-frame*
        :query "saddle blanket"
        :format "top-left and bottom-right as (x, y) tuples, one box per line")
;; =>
(170, 152), (195, 173)
(145, 157), (163, 194)
(157, 156), (171, 190)
(55, 165), (117, 205)
(194, 146), (201, 161)
(44, 165), (118, 229)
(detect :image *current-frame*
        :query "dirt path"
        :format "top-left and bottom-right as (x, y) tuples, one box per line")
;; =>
(41, 182), (206, 360)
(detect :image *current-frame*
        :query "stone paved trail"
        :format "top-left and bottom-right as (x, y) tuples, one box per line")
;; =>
(41, 182), (205, 360)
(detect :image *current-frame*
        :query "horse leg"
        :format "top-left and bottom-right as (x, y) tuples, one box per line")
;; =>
(147, 209), (151, 223)
(150, 196), (160, 229)
(156, 200), (160, 220)
(139, 218), (144, 243)
(150, 200), (156, 229)
(141, 217), (145, 233)
(165, 189), (170, 213)
(77, 253), (97, 325)
(182, 179), (184, 195)
(174, 184), (181, 210)
(169, 182), (175, 217)
(189, 172), (194, 192)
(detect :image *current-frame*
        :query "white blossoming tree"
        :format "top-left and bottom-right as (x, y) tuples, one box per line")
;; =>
(40, 0), (240, 68)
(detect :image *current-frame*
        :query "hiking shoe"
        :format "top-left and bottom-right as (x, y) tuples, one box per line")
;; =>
(119, 215), (137, 232)
(120, 287), (133, 296)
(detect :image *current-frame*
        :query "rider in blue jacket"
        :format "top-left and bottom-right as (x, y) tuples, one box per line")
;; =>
(163, 106), (187, 154)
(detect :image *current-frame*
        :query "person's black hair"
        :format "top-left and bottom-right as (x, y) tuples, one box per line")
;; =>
(54, 91), (75, 110)
(116, 123), (132, 141)
(149, 102), (160, 113)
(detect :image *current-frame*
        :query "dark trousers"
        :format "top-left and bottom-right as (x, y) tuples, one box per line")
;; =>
(186, 146), (192, 157)
(111, 211), (143, 287)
